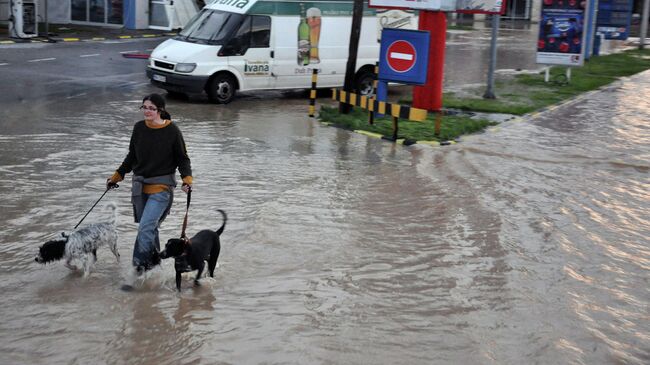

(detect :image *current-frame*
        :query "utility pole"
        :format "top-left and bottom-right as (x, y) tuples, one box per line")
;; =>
(340, 0), (364, 114)
(44, 0), (49, 38)
(43, 0), (56, 42)
(483, 14), (500, 99)
(641, 0), (650, 49)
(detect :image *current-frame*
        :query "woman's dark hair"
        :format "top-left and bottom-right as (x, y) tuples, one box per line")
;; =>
(142, 93), (171, 120)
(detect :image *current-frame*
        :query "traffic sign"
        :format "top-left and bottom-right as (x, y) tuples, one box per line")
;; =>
(379, 28), (430, 85)
(386, 40), (417, 73)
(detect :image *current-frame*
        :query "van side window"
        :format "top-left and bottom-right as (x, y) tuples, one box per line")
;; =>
(250, 16), (271, 48)
(228, 17), (252, 53)
(220, 15), (271, 56)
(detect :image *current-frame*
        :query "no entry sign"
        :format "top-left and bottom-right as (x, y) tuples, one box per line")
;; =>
(386, 41), (417, 73)
(379, 28), (430, 85)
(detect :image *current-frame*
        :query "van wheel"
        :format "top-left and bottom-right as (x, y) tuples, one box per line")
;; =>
(355, 70), (375, 96)
(208, 74), (237, 104)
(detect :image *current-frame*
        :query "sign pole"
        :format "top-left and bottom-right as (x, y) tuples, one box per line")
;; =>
(412, 11), (447, 112)
(641, 0), (650, 49)
(483, 14), (500, 99)
(340, 0), (364, 114)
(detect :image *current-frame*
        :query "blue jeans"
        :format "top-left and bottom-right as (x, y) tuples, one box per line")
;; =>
(133, 191), (171, 269)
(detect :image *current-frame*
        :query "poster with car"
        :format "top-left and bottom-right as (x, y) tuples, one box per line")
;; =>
(536, 0), (590, 66)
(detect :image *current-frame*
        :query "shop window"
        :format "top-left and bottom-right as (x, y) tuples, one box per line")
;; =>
(108, 0), (123, 24)
(71, 0), (87, 21)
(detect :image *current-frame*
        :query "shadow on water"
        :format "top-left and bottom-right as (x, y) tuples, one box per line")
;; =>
(104, 289), (217, 365)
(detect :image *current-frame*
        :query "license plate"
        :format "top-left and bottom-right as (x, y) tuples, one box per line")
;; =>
(153, 74), (166, 83)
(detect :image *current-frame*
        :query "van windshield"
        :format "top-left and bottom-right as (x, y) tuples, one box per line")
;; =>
(176, 10), (244, 45)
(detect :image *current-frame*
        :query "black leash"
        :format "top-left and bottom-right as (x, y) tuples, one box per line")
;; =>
(180, 189), (192, 242)
(73, 184), (118, 230)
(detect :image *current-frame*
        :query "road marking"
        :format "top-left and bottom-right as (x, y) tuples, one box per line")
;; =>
(80, 53), (101, 58)
(119, 50), (139, 54)
(0, 63), (8, 66)
(28, 58), (56, 62)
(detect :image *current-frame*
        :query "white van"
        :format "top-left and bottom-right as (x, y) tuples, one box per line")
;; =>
(146, 0), (415, 103)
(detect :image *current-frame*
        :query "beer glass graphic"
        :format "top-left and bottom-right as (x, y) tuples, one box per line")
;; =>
(306, 7), (321, 64)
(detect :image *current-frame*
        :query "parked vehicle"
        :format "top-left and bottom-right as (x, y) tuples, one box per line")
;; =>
(146, 0), (399, 103)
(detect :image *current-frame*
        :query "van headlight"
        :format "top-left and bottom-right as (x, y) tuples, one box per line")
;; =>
(175, 63), (197, 73)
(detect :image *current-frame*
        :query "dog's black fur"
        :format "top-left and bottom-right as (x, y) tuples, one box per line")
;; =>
(37, 235), (68, 264)
(160, 209), (226, 291)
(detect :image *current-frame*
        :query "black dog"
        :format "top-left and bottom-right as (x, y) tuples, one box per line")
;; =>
(160, 210), (226, 291)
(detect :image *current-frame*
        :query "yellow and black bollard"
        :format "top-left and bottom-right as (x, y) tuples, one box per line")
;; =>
(368, 62), (379, 125)
(308, 69), (318, 117)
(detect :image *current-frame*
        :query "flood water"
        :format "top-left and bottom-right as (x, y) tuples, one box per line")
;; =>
(0, 70), (648, 363)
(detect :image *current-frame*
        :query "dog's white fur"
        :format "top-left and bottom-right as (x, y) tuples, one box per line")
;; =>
(35, 203), (120, 277)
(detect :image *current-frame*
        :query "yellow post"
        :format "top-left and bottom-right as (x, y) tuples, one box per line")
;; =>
(309, 69), (318, 117)
(434, 112), (443, 136)
(368, 62), (379, 125)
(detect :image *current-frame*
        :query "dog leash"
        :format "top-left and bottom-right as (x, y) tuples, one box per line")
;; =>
(180, 189), (192, 241)
(73, 184), (118, 230)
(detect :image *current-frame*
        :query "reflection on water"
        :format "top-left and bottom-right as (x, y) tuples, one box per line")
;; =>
(0, 71), (648, 364)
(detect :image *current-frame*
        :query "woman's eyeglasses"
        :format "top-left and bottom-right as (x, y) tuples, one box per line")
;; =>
(139, 106), (158, 112)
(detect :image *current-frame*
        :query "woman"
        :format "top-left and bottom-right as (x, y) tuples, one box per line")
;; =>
(107, 93), (192, 274)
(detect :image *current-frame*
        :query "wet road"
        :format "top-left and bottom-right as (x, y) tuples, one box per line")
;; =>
(1, 34), (649, 365)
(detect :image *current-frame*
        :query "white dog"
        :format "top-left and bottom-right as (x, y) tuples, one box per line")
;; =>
(35, 203), (120, 276)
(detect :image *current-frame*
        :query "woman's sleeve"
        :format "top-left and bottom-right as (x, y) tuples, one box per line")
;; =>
(116, 126), (137, 177)
(174, 126), (193, 182)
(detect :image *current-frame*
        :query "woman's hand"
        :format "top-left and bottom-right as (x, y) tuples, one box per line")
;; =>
(106, 179), (119, 190)
(181, 183), (192, 194)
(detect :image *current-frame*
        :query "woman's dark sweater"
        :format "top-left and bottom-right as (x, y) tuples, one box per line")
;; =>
(116, 120), (192, 180)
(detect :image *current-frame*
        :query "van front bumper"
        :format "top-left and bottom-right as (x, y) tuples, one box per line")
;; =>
(147, 67), (209, 94)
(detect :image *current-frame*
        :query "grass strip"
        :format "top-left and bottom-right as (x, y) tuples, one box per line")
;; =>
(437, 48), (650, 115)
(319, 105), (496, 142)
(319, 49), (650, 142)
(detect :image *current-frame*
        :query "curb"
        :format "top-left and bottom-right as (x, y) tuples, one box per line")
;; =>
(459, 78), (628, 143)
(0, 32), (176, 45)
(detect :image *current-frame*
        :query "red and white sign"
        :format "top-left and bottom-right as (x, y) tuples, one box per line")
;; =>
(386, 40), (417, 73)
(369, 0), (505, 14)
(369, 0), (444, 11)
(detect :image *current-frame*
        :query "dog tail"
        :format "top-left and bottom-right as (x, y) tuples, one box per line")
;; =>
(104, 202), (118, 225)
(216, 209), (227, 235)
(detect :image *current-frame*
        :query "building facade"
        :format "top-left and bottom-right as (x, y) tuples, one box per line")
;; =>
(29, 0), (645, 29)
(42, 0), (199, 29)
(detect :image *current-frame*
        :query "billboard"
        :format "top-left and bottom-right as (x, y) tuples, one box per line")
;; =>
(596, 0), (633, 40)
(376, 8), (418, 41)
(370, 0), (445, 10)
(536, 0), (591, 66)
(369, 0), (504, 13)
(456, 0), (505, 14)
